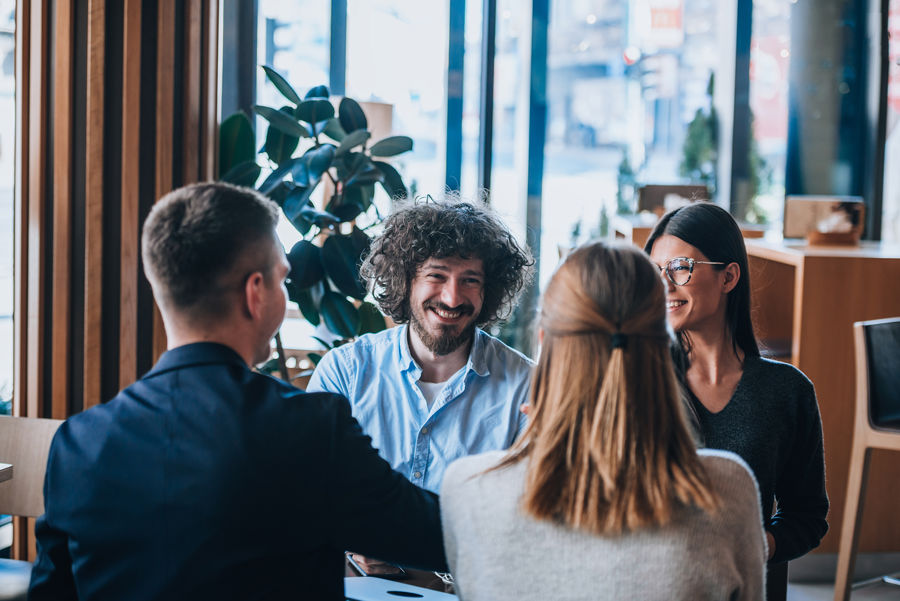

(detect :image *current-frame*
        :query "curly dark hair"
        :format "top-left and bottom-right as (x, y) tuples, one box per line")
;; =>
(361, 196), (534, 327)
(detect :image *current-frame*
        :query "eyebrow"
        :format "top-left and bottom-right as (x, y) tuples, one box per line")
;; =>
(420, 262), (485, 277)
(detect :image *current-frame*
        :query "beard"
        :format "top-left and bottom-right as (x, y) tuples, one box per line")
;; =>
(410, 300), (477, 356)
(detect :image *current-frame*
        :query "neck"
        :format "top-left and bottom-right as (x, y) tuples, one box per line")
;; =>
(407, 326), (473, 383)
(685, 321), (743, 385)
(163, 314), (257, 367)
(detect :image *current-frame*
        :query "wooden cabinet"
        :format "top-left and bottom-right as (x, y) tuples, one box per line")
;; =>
(746, 240), (900, 553)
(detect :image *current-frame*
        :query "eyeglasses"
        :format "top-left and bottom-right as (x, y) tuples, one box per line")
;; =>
(657, 257), (725, 286)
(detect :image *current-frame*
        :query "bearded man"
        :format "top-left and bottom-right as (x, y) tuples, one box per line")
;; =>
(307, 196), (534, 493)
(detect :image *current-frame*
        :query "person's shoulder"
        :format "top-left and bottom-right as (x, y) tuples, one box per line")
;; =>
(750, 355), (813, 386)
(476, 329), (535, 370)
(748, 355), (817, 405)
(442, 450), (509, 494)
(698, 448), (761, 507)
(327, 328), (398, 362)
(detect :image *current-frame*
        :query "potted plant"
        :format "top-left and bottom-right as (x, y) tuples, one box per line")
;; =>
(218, 67), (414, 377)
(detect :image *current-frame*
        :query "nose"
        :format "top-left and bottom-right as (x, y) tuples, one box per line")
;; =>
(660, 268), (676, 291)
(440, 278), (463, 307)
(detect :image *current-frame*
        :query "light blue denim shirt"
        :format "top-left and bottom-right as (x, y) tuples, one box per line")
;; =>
(306, 324), (533, 492)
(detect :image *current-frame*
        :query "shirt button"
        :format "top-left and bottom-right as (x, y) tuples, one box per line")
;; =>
(421, 427), (429, 434)
(414, 471), (422, 479)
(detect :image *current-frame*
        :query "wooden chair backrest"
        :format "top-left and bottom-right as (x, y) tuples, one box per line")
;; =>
(0, 416), (64, 517)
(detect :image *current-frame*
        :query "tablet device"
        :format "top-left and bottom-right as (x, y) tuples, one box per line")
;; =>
(344, 576), (458, 600)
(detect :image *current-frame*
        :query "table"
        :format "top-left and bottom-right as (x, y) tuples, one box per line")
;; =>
(0, 462), (12, 483)
(746, 239), (900, 553)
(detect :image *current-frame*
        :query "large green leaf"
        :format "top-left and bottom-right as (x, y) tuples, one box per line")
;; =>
(335, 152), (381, 187)
(338, 97), (367, 134)
(281, 187), (316, 234)
(320, 291), (360, 339)
(295, 99), (335, 125)
(291, 283), (320, 326)
(293, 144), (336, 187)
(369, 135), (413, 157)
(321, 234), (367, 300)
(325, 189), (365, 223)
(254, 105), (311, 139)
(321, 118), (346, 142)
(373, 160), (407, 199)
(287, 240), (325, 288)
(357, 301), (386, 335)
(305, 85), (330, 99)
(341, 183), (375, 214)
(299, 206), (341, 228)
(259, 159), (299, 194)
(218, 112), (255, 177)
(261, 106), (300, 164)
(335, 129), (370, 156)
(262, 66), (301, 105)
(219, 160), (261, 187)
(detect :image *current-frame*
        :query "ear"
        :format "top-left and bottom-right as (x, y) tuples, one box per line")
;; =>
(242, 271), (267, 321)
(722, 262), (740, 294)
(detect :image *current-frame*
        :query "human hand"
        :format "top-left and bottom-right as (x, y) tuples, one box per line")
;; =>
(348, 553), (406, 577)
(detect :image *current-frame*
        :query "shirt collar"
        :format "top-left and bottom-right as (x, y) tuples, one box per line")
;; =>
(396, 324), (491, 379)
(145, 342), (248, 378)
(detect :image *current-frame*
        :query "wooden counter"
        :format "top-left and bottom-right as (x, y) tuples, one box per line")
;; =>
(746, 239), (900, 553)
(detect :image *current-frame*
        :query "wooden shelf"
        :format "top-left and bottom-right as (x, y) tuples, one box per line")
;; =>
(746, 239), (900, 553)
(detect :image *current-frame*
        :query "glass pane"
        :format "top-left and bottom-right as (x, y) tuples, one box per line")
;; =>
(884, 0), (900, 243)
(0, 0), (13, 415)
(460, 0), (483, 200)
(253, 0), (331, 351)
(542, 0), (725, 282)
(346, 0), (449, 200)
(749, 0), (791, 227)
(489, 0), (529, 248)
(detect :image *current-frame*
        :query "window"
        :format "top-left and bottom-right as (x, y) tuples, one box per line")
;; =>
(883, 0), (900, 243)
(0, 0), (14, 415)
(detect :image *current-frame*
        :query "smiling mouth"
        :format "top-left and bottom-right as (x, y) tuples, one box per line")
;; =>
(425, 302), (473, 322)
(666, 300), (687, 311)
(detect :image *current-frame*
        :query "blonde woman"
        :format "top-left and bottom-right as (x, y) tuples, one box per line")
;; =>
(440, 242), (766, 601)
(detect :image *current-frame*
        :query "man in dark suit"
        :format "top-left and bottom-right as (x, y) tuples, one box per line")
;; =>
(28, 182), (446, 600)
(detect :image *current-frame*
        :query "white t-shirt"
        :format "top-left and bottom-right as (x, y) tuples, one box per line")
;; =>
(417, 380), (447, 410)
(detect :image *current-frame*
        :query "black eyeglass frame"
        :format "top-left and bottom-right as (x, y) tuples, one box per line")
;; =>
(658, 257), (726, 286)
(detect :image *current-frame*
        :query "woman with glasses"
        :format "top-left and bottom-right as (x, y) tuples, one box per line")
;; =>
(440, 241), (765, 601)
(645, 202), (828, 598)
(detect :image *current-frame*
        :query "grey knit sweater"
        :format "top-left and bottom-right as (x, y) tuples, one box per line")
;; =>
(441, 449), (766, 601)
(688, 356), (828, 563)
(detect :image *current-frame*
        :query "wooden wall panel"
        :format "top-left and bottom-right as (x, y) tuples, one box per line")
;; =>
(153, 0), (176, 361)
(83, 0), (105, 410)
(119, 0), (143, 388)
(52, 0), (75, 419)
(14, 0), (220, 557)
(25, 0), (48, 421)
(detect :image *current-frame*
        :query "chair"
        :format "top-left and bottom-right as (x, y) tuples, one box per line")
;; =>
(833, 318), (900, 601)
(0, 416), (64, 601)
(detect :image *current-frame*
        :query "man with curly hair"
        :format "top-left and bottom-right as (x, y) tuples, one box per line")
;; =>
(308, 197), (535, 495)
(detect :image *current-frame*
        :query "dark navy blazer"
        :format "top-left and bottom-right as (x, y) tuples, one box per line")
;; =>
(29, 342), (446, 600)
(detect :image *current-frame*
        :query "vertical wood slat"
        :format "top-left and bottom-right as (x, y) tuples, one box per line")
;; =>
(201, 0), (218, 181)
(26, 0), (49, 421)
(184, 0), (202, 183)
(52, 0), (75, 419)
(13, 0), (32, 423)
(12, 0), (33, 563)
(153, 0), (176, 361)
(119, 0), (143, 388)
(83, 0), (106, 410)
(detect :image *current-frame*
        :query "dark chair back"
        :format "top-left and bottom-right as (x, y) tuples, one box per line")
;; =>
(861, 318), (900, 428)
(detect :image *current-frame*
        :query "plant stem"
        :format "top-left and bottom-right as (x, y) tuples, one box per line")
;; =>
(274, 331), (289, 381)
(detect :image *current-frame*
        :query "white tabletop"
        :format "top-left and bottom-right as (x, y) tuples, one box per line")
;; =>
(0, 462), (12, 483)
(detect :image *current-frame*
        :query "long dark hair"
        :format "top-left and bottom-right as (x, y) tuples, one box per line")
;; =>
(643, 203), (760, 361)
